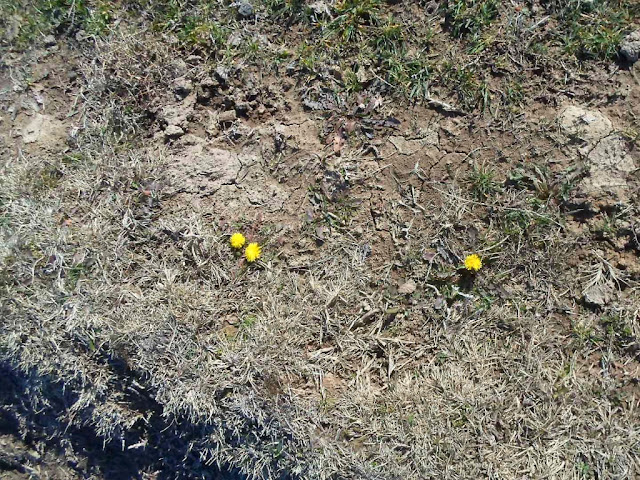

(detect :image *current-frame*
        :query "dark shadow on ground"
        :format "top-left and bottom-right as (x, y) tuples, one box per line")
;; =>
(0, 361), (247, 480)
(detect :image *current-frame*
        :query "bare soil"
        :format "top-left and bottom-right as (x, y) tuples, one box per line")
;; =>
(1, 1), (639, 479)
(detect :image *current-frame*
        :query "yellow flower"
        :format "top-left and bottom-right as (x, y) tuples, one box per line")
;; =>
(245, 242), (261, 263)
(230, 233), (246, 249)
(464, 254), (482, 272)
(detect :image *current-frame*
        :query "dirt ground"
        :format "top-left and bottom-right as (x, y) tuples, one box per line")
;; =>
(1, 1), (639, 479)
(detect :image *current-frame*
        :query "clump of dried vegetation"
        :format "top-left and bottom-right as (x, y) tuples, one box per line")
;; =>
(1, 0), (639, 478)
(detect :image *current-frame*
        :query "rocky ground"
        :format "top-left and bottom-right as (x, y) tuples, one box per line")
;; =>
(1, 1), (639, 478)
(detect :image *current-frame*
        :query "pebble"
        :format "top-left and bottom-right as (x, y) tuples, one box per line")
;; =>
(620, 30), (640, 63)
(164, 125), (184, 139)
(236, 1), (254, 18)
(43, 34), (57, 47)
(219, 110), (237, 123)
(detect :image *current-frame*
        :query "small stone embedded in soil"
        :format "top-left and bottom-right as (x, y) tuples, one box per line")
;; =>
(215, 65), (230, 84)
(27, 449), (41, 461)
(221, 324), (239, 338)
(164, 125), (184, 139)
(200, 77), (218, 89)
(236, 1), (254, 18)
(21, 113), (66, 147)
(581, 134), (635, 203)
(160, 95), (195, 128)
(558, 106), (636, 208)
(559, 106), (612, 144)
(43, 34), (57, 47)
(315, 226), (327, 243)
(398, 280), (417, 295)
(178, 133), (203, 146)
(219, 110), (237, 123)
(228, 32), (244, 48)
(309, 1), (331, 15)
(583, 284), (613, 308)
(173, 77), (193, 99)
(620, 30), (640, 63)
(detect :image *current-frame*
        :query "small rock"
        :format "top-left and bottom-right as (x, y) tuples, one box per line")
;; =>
(581, 134), (635, 202)
(235, 101), (251, 115)
(309, 1), (331, 15)
(4, 16), (20, 42)
(159, 94), (196, 128)
(164, 125), (184, 139)
(359, 243), (372, 260)
(200, 77), (218, 89)
(398, 280), (417, 295)
(205, 118), (220, 137)
(43, 34), (57, 47)
(356, 68), (368, 84)
(236, 1), (254, 18)
(389, 135), (429, 155)
(583, 284), (612, 308)
(171, 59), (188, 75)
(315, 226), (327, 244)
(219, 110), (237, 123)
(620, 30), (640, 63)
(26, 449), (41, 461)
(559, 106), (612, 144)
(22, 114), (66, 146)
(173, 78), (193, 100)
(178, 133), (204, 146)
(221, 324), (238, 339)
(215, 66), (230, 85)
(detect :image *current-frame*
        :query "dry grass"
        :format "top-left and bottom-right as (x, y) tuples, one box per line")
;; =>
(1, 1), (640, 479)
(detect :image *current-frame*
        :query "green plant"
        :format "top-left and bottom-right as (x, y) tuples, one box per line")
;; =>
(601, 314), (633, 346)
(266, 0), (306, 22)
(406, 58), (431, 100)
(507, 164), (554, 200)
(548, 0), (638, 60)
(572, 321), (602, 346)
(440, 62), (488, 110)
(1, 0), (96, 46)
(373, 14), (404, 54)
(297, 42), (319, 71)
(343, 67), (363, 93)
(502, 210), (532, 236)
(328, 0), (382, 43)
(467, 163), (500, 199)
(178, 17), (227, 50)
(65, 263), (86, 290)
(443, 0), (500, 38)
(241, 314), (257, 329)
(242, 38), (261, 60)
(84, 1), (115, 35)
(576, 460), (591, 477)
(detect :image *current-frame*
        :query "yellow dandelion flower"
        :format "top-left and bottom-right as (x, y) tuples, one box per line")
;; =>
(464, 254), (482, 272)
(230, 233), (246, 249)
(245, 242), (261, 263)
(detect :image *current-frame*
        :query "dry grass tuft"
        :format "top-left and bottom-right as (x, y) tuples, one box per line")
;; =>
(1, 1), (639, 479)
